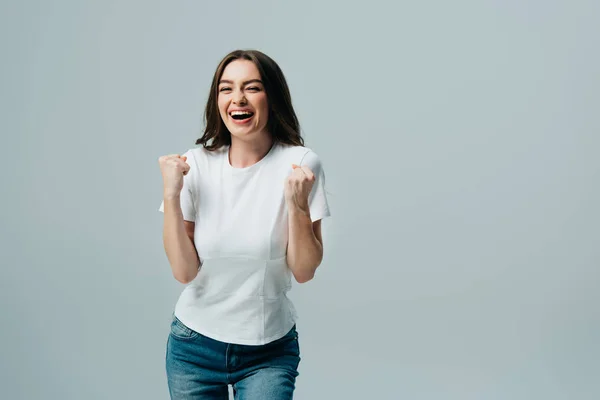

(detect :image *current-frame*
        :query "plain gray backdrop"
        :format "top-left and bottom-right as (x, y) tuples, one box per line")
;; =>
(1, 0), (598, 399)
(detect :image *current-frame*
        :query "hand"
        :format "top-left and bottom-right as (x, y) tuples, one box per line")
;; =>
(285, 164), (315, 215)
(158, 154), (190, 199)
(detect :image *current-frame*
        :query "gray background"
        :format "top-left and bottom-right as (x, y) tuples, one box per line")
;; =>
(1, 0), (598, 399)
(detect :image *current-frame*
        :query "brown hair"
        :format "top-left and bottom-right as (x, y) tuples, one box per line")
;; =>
(195, 49), (304, 150)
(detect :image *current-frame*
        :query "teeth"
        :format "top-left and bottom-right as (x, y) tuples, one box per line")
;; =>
(230, 111), (252, 116)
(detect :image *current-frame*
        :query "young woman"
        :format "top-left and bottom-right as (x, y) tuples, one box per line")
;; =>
(158, 49), (331, 399)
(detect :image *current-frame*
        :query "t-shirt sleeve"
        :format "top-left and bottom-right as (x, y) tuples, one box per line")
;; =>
(158, 150), (197, 222)
(300, 150), (331, 222)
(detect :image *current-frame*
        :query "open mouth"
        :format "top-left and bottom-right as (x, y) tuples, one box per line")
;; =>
(229, 111), (255, 122)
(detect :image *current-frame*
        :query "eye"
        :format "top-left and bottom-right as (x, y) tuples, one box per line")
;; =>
(246, 86), (261, 92)
(219, 87), (231, 92)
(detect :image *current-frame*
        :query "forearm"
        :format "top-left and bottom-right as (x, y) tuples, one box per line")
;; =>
(286, 208), (323, 283)
(162, 196), (200, 283)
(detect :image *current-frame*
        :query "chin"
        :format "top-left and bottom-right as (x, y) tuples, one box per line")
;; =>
(230, 126), (267, 138)
(229, 126), (253, 135)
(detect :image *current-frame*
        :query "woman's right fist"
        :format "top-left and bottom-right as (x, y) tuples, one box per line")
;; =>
(158, 154), (190, 198)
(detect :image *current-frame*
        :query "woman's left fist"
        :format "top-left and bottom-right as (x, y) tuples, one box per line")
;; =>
(284, 163), (315, 213)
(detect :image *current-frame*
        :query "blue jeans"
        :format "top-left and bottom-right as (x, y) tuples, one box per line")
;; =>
(165, 316), (301, 399)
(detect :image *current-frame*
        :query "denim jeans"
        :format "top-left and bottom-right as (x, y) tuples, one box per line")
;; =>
(165, 315), (301, 399)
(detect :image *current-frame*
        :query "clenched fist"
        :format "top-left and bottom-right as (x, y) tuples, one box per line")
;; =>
(285, 163), (315, 215)
(158, 154), (190, 199)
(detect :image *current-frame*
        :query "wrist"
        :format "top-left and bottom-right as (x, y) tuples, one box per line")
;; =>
(288, 204), (311, 219)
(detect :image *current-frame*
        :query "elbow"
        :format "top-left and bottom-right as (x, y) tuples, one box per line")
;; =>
(293, 262), (320, 284)
(173, 264), (199, 284)
(174, 275), (194, 284)
(173, 273), (196, 284)
(294, 271), (315, 284)
(287, 252), (322, 283)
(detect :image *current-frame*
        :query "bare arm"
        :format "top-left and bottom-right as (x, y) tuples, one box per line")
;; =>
(159, 153), (200, 284)
(286, 210), (324, 283)
(162, 195), (200, 284)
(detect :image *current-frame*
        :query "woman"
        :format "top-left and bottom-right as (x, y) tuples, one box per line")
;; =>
(158, 49), (330, 399)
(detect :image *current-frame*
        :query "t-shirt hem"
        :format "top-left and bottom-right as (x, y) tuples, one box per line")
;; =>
(176, 314), (296, 346)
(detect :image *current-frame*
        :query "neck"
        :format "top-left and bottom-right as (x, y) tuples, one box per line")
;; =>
(228, 135), (274, 168)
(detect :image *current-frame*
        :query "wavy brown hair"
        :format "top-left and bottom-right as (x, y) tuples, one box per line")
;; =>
(195, 49), (304, 150)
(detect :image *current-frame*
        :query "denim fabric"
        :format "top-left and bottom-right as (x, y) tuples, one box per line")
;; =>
(165, 316), (301, 399)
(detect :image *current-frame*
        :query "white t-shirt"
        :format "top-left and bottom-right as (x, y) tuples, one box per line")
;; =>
(158, 141), (330, 345)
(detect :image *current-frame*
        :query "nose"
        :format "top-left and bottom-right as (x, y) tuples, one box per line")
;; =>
(232, 90), (247, 105)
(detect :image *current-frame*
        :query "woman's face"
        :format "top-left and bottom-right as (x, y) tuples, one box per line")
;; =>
(218, 60), (269, 142)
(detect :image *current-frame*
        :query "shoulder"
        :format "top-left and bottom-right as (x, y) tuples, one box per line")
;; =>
(183, 145), (227, 167)
(179, 146), (226, 189)
(273, 143), (325, 173)
(274, 143), (322, 164)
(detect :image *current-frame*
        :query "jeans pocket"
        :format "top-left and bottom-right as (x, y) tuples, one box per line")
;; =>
(288, 325), (299, 341)
(281, 326), (300, 356)
(170, 316), (200, 341)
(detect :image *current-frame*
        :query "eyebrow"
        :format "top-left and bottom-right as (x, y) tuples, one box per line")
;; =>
(218, 79), (263, 85)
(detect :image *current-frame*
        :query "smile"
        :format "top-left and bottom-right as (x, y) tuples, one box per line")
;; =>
(229, 110), (255, 124)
